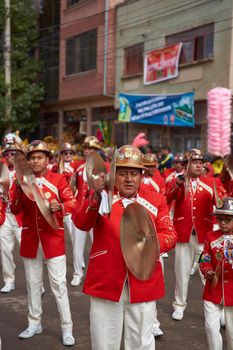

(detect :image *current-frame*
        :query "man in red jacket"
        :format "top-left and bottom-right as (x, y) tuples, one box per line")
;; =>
(141, 153), (166, 195)
(166, 148), (225, 321)
(72, 145), (177, 350)
(0, 141), (23, 293)
(200, 197), (233, 350)
(10, 140), (76, 346)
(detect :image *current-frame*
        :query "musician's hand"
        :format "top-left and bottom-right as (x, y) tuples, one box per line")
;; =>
(176, 175), (185, 187)
(92, 172), (106, 193)
(50, 199), (61, 212)
(92, 172), (106, 202)
(205, 270), (215, 281)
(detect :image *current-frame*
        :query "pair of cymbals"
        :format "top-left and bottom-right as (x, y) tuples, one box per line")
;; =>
(86, 149), (117, 211)
(14, 152), (59, 230)
(120, 202), (159, 281)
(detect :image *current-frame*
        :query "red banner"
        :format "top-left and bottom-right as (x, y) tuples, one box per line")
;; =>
(144, 43), (182, 85)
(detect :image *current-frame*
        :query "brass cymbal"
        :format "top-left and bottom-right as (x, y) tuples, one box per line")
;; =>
(14, 152), (35, 201)
(0, 162), (10, 196)
(86, 151), (107, 190)
(105, 148), (117, 211)
(120, 202), (159, 281)
(31, 183), (59, 230)
(222, 154), (233, 181)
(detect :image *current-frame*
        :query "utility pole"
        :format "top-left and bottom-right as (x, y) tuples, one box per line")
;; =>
(4, 0), (11, 129)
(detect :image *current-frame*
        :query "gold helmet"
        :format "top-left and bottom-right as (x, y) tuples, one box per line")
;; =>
(60, 142), (75, 154)
(184, 148), (204, 162)
(82, 136), (101, 150)
(27, 140), (51, 157)
(174, 152), (185, 163)
(2, 142), (22, 155)
(116, 145), (145, 169)
(143, 153), (158, 167)
(214, 197), (233, 215)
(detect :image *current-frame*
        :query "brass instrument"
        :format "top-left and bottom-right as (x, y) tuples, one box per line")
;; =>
(0, 163), (10, 199)
(120, 202), (159, 280)
(14, 152), (59, 230)
(86, 149), (117, 212)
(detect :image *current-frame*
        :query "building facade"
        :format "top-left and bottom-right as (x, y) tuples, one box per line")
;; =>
(115, 0), (233, 152)
(40, 0), (125, 145)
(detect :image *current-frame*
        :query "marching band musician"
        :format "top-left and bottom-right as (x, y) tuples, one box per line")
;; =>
(52, 142), (78, 181)
(163, 153), (185, 185)
(166, 148), (226, 321)
(0, 140), (23, 293)
(141, 153), (166, 195)
(72, 145), (177, 350)
(69, 136), (106, 287)
(200, 197), (233, 350)
(9, 140), (77, 346)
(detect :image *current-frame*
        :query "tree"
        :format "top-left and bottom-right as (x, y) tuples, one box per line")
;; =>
(0, 0), (44, 137)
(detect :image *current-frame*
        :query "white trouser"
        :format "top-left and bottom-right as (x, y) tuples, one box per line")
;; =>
(0, 213), (22, 284)
(173, 235), (204, 311)
(204, 300), (233, 350)
(23, 247), (73, 332)
(65, 215), (93, 278)
(90, 285), (155, 350)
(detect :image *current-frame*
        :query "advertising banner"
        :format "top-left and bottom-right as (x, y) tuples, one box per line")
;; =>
(118, 92), (195, 127)
(144, 43), (182, 85)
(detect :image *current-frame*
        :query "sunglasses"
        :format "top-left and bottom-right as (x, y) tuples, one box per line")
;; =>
(216, 217), (233, 223)
(63, 151), (73, 156)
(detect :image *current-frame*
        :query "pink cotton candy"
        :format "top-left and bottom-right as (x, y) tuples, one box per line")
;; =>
(207, 87), (232, 157)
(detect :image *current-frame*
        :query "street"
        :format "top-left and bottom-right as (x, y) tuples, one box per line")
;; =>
(0, 233), (226, 350)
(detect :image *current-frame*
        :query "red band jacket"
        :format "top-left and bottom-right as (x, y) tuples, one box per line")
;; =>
(72, 186), (177, 303)
(166, 176), (225, 243)
(141, 169), (166, 195)
(10, 170), (77, 259)
(0, 198), (6, 225)
(200, 230), (233, 306)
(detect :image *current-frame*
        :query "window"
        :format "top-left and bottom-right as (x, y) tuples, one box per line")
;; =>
(124, 43), (144, 76)
(166, 23), (214, 65)
(67, 0), (81, 6)
(66, 29), (97, 75)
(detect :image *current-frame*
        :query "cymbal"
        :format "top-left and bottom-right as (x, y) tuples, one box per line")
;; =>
(31, 183), (59, 230)
(106, 148), (117, 211)
(0, 162), (10, 196)
(86, 151), (107, 190)
(120, 202), (159, 281)
(222, 154), (233, 181)
(14, 152), (35, 201)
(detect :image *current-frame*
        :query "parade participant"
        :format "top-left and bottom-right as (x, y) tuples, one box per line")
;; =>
(0, 141), (23, 293)
(163, 153), (185, 184)
(52, 143), (77, 181)
(158, 146), (174, 173)
(200, 197), (233, 350)
(166, 148), (226, 321)
(142, 153), (166, 195)
(72, 145), (177, 350)
(10, 140), (76, 346)
(69, 136), (104, 287)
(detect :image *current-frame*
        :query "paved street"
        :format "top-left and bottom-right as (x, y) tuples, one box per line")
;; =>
(0, 233), (226, 350)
